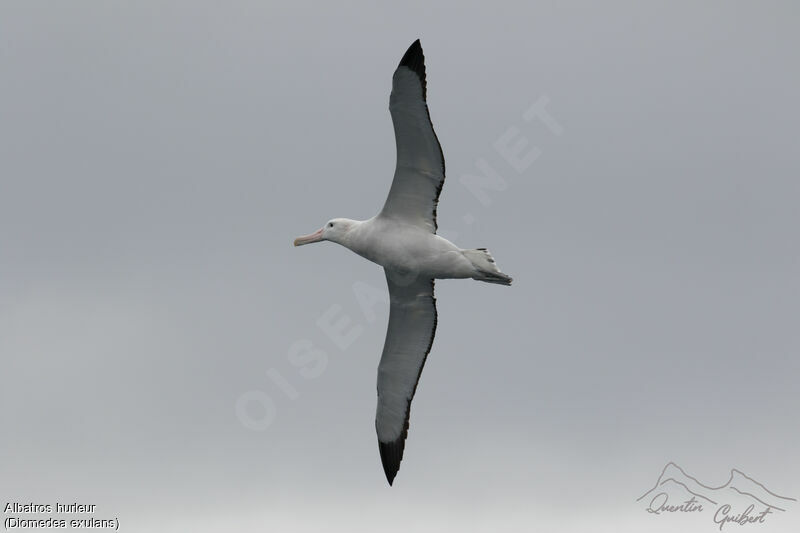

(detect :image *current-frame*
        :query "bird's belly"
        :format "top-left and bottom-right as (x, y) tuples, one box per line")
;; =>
(355, 231), (472, 279)
(416, 250), (473, 278)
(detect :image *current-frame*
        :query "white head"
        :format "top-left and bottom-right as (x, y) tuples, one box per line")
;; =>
(293, 218), (358, 247)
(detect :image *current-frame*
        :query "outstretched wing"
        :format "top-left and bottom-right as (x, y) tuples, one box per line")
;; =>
(380, 40), (446, 234)
(375, 270), (437, 485)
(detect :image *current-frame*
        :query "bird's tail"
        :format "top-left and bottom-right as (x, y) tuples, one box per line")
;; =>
(462, 248), (513, 286)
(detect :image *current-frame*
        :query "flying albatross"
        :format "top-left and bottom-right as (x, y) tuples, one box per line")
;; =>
(294, 40), (512, 485)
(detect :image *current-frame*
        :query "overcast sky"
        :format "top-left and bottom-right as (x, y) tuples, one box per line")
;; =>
(2, 2), (799, 532)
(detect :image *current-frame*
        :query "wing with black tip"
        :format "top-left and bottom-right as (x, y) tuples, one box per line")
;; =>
(375, 270), (437, 485)
(380, 40), (446, 234)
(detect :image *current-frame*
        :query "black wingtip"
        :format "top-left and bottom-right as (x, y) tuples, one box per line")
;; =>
(398, 39), (427, 100)
(398, 39), (422, 65)
(378, 436), (406, 486)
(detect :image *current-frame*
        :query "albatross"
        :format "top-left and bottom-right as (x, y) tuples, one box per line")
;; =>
(294, 40), (512, 485)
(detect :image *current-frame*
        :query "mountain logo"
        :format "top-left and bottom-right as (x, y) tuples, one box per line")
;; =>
(637, 462), (796, 530)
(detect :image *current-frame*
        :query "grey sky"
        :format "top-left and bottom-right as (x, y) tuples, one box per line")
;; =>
(1, 2), (798, 532)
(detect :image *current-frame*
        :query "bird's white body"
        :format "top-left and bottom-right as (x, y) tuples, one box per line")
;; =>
(338, 217), (475, 279)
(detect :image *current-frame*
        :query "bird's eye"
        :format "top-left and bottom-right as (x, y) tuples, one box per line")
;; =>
(328, 222), (334, 228)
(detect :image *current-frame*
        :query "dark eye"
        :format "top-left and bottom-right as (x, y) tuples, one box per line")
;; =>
(328, 222), (334, 228)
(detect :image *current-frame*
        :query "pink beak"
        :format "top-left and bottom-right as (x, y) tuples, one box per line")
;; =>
(293, 227), (324, 246)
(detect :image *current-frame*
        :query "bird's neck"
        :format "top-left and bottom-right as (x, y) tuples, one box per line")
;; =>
(336, 218), (369, 255)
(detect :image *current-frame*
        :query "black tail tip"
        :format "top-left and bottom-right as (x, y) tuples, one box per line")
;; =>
(477, 271), (513, 286)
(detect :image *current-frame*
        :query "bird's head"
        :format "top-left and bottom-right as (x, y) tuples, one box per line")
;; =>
(293, 218), (357, 247)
